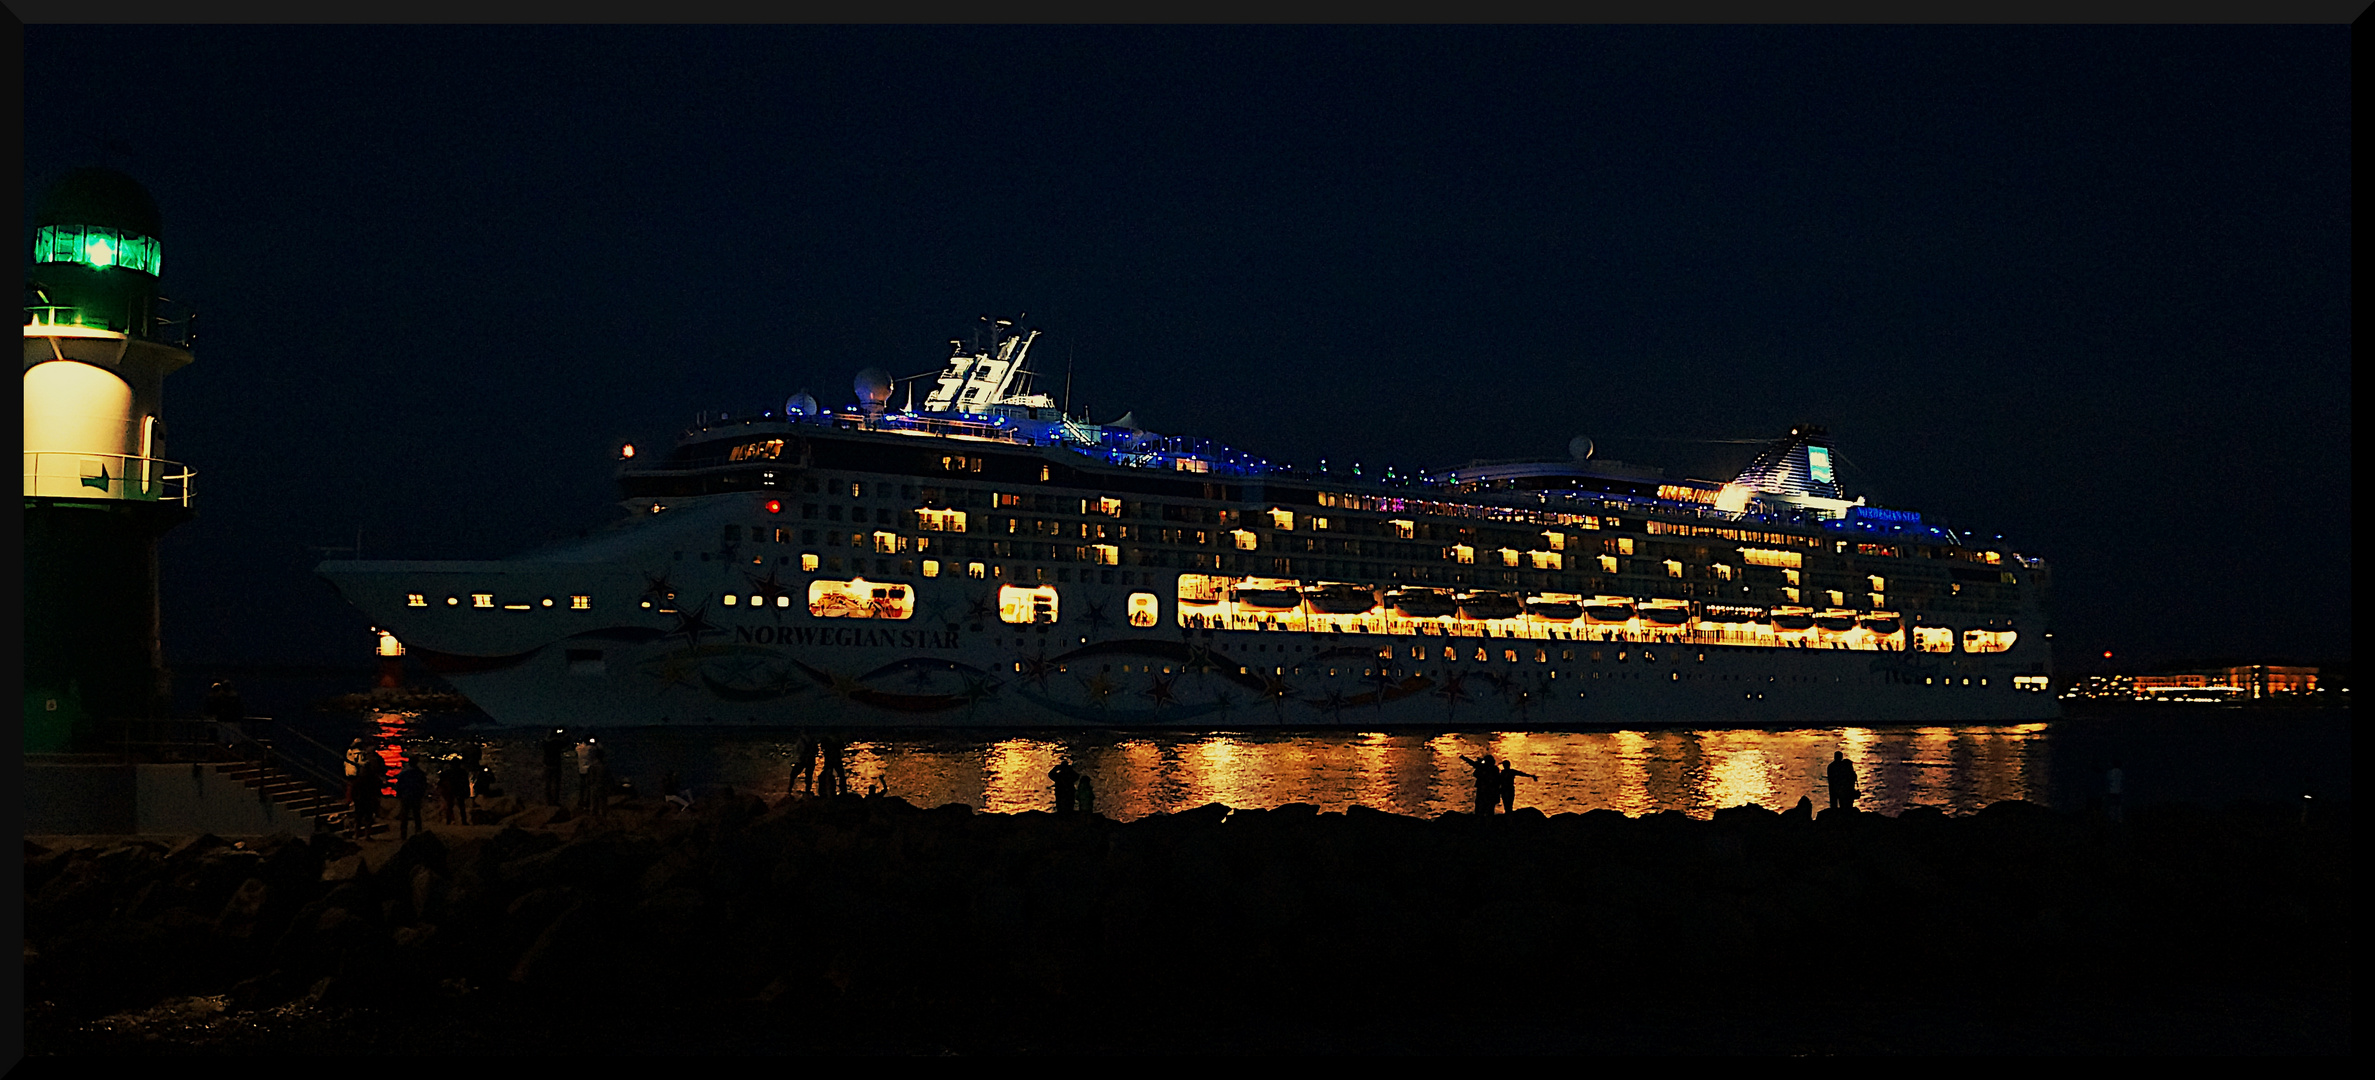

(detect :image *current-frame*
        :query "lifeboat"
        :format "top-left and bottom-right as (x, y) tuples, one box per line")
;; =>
(1304, 583), (1378, 615)
(1231, 586), (1302, 610)
(1388, 589), (1457, 618)
(1457, 592), (1523, 620)
(1769, 606), (1815, 631)
(1814, 609), (1858, 632)
(1701, 605), (1764, 624)
(1859, 611), (1901, 635)
(1583, 597), (1636, 623)
(1524, 596), (1584, 621)
(1641, 602), (1693, 626)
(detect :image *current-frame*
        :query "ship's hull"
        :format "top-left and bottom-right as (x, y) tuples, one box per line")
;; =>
(323, 559), (2057, 731)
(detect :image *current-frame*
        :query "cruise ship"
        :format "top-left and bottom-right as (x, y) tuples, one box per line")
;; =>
(319, 317), (2056, 728)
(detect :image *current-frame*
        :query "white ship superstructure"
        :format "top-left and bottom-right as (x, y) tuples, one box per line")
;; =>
(320, 317), (2056, 728)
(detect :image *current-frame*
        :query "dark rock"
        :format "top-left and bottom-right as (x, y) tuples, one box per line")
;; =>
(502, 804), (571, 830)
(215, 878), (271, 937)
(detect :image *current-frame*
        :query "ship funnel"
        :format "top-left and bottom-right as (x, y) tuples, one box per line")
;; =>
(854, 367), (893, 415)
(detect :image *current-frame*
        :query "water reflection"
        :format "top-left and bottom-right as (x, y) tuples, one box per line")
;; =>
(355, 724), (2054, 821)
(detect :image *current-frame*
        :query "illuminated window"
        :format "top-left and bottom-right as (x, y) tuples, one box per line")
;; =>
(968, 562), (987, 578)
(1311, 517), (1329, 531)
(1038, 466), (1051, 482)
(1912, 626), (1954, 653)
(1127, 592), (1159, 627)
(1453, 545), (1475, 564)
(1597, 554), (1618, 573)
(472, 594), (494, 608)
(1529, 551), (1563, 570)
(1664, 559), (1683, 578)
(1714, 564), (1736, 581)
(33, 224), (163, 275)
(446, 596), (460, 606)
(1783, 588), (1801, 603)
(923, 559), (941, 577)
(1091, 496), (1122, 516)
(723, 595), (738, 606)
(1740, 548), (1801, 568)
(873, 531), (903, 554)
(406, 593), (427, 607)
(776, 596), (792, 608)
(1826, 590), (1845, 606)
(1617, 538), (1635, 556)
(1870, 593), (1887, 607)
(1499, 548), (1520, 568)
(1783, 569), (1801, 586)
(807, 578), (915, 620)
(541, 598), (555, 608)
(997, 583), (1060, 624)
(1091, 544), (1120, 565)
(917, 509), (968, 532)
(1963, 628), (2018, 654)
(1503, 649), (1518, 663)
(801, 553), (820, 571)
(1268, 508), (1294, 530)
(1233, 529), (1258, 550)
(2013, 675), (2050, 692)
(1391, 519), (1415, 539)
(1542, 531), (1565, 551)
(1868, 575), (1887, 592)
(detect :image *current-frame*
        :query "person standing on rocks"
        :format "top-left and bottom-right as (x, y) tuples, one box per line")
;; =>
(1827, 751), (1859, 812)
(588, 745), (613, 823)
(344, 738), (379, 839)
(1076, 773), (1096, 816)
(1460, 754), (1499, 815)
(820, 735), (846, 798)
(575, 736), (599, 809)
(1498, 759), (1536, 814)
(437, 755), (469, 825)
(542, 729), (568, 806)
(395, 758), (429, 840)
(790, 731), (818, 797)
(1049, 759), (1080, 814)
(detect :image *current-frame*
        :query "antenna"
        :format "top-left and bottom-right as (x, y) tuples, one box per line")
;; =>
(1063, 341), (1075, 419)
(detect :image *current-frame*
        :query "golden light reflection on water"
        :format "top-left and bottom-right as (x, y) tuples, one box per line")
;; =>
(399, 724), (2057, 821)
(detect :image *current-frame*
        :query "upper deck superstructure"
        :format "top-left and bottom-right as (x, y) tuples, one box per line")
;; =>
(319, 317), (2055, 729)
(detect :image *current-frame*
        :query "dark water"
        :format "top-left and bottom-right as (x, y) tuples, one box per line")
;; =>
(202, 672), (2349, 820)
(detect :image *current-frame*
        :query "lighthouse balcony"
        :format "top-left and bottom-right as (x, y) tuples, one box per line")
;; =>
(23, 451), (193, 505)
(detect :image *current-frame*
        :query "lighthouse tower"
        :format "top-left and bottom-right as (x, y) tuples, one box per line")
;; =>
(23, 167), (197, 751)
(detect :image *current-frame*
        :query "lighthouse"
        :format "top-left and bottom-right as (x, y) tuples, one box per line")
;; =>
(23, 167), (197, 751)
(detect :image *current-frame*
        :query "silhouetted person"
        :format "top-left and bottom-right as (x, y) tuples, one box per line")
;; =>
(2105, 761), (2124, 824)
(1076, 773), (1096, 815)
(206, 680), (243, 727)
(588, 746), (612, 822)
(436, 755), (468, 824)
(575, 736), (599, 808)
(395, 759), (429, 839)
(344, 738), (376, 839)
(1826, 750), (1858, 811)
(820, 736), (846, 797)
(1460, 754), (1499, 815)
(790, 732), (818, 796)
(542, 729), (569, 806)
(1049, 759), (1080, 814)
(1498, 760), (1536, 814)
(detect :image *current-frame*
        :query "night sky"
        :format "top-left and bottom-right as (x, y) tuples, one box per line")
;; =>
(22, 27), (2352, 673)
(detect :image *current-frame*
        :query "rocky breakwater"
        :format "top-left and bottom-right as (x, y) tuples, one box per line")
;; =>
(22, 796), (2353, 1054)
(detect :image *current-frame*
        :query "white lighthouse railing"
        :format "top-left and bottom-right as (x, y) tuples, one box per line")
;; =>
(22, 451), (194, 506)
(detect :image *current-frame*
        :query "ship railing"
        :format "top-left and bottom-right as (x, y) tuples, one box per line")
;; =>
(23, 451), (194, 506)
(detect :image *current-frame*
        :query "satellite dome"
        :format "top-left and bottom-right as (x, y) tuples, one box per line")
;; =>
(35, 167), (164, 237)
(785, 389), (819, 417)
(854, 367), (893, 410)
(1568, 436), (1595, 462)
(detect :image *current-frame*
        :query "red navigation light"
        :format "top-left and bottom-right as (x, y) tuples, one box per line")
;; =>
(764, 499), (782, 514)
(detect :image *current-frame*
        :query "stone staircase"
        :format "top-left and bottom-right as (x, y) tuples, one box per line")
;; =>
(211, 753), (346, 830)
